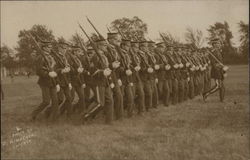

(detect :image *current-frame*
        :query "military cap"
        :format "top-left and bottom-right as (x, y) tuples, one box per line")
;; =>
(87, 45), (94, 51)
(210, 37), (221, 44)
(147, 40), (155, 44)
(139, 40), (148, 47)
(107, 32), (119, 39)
(71, 44), (81, 49)
(94, 38), (106, 43)
(39, 40), (52, 48)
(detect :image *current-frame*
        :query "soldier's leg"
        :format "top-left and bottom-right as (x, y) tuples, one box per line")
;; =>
(172, 79), (178, 105)
(125, 85), (134, 117)
(178, 79), (184, 103)
(152, 79), (159, 108)
(74, 85), (86, 113)
(144, 81), (153, 111)
(48, 87), (59, 121)
(62, 86), (73, 116)
(31, 85), (51, 120)
(104, 86), (114, 124)
(113, 84), (124, 120)
(219, 80), (225, 102)
(189, 77), (195, 99)
(136, 81), (145, 115)
(157, 80), (164, 102)
(163, 79), (170, 107)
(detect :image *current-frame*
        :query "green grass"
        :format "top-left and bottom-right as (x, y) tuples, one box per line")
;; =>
(1, 65), (249, 160)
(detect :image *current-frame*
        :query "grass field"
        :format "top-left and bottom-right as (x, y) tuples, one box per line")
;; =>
(1, 65), (249, 160)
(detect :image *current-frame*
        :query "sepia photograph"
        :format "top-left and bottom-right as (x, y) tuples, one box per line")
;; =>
(1, 0), (249, 159)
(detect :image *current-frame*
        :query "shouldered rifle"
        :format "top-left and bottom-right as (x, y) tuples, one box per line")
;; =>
(24, 31), (57, 86)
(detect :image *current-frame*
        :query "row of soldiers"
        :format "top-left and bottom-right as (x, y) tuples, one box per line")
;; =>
(30, 27), (226, 124)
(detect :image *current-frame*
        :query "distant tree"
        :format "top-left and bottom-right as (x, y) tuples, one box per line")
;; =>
(238, 21), (249, 61)
(185, 27), (205, 49)
(16, 24), (56, 69)
(70, 33), (86, 46)
(110, 16), (148, 40)
(1, 44), (19, 75)
(159, 32), (180, 45)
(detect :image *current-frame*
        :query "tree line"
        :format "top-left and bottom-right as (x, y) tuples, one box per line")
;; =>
(1, 17), (248, 76)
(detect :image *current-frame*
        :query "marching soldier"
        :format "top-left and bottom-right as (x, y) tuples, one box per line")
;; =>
(88, 38), (114, 124)
(138, 40), (154, 111)
(203, 38), (227, 102)
(106, 32), (124, 120)
(120, 38), (134, 117)
(52, 42), (72, 118)
(148, 40), (159, 108)
(31, 41), (60, 121)
(66, 45), (86, 114)
(129, 40), (145, 115)
(155, 42), (171, 107)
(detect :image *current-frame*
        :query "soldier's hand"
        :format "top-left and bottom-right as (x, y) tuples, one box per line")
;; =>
(49, 71), (57, 78)
(155, 78), (158, 84)
(165, 64), (171, 70)
(187, 77), (190, 82)
(186, 62), (190, 67)
(125, 69), (132, 76)
(110, 83), (115, 89)
(81, 83), (86, 89)
(112, 61), (120, 69)
(154, 64), (160, 70)
(103, 68), (112, 76)
(135, 66), (141, 71)
(69, 83), (72, 90)
(65, 67), (71, 73)
(174, 64), (179, 69)
(118, 79), (122, 86)
(147, 67), (154, 73)
(56, 84), (60, 92)
(77, 67), (84, 73)
(179, 63), (184, 68)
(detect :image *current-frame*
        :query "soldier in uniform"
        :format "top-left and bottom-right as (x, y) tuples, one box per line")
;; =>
(147, 40), (159, 108)
(203, 38), (227, 102)
(88, 38), (114, 124)
(164, 44), (178, 105)
(31, 41), (60, 121)
(52, 42), (72, 118)
(138, 40), (154, 111)
(120, 38), (134, 117)
(129, 40), (145, 115)
(155, 42), (171, 106)
(106, 32), (124, 120)
(66, 45), (86, 114)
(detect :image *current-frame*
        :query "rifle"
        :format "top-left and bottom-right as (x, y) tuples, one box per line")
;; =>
(106, 25), (111, 33)
(86, 16), (105, 39)
(75, 32), (87, 54)
(24, 31), (57, 86)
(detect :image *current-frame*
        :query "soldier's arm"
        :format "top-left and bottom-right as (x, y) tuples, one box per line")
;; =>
(36, 56), (50, 78)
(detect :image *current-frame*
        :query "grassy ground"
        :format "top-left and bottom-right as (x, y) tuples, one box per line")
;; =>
(1, 65), (249, 160)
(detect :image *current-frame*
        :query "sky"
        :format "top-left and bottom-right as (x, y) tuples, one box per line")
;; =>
(1, 0), (249, 48)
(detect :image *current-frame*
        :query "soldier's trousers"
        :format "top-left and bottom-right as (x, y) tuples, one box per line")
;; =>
(151, 79), (159, 108)
(71, 85), (86, 113)
(158, 79), (170, 106)
(171, 79), (178, 105)
(97, 86), (114, 123)
(194, 75), (200, 96)
(178, 79), (185, 103)
(113, 83), (124, 120)
(132, 81), (145, 114)
(183, 79), (189, 101)
(32, 85), (58, 121)
(58, 86), (72, 116)
(121, 84), (134, 117)
(203, 79), (225, 102)
(142, 80), (153, 111)
(189, 77), (195, 99)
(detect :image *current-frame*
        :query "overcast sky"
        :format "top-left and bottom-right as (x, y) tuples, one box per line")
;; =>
(1, 0), (249, 48)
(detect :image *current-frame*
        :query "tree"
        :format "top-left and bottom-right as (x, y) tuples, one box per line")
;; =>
(15, 24), (56, 69)
(109, 16), (148, 40)
(185, 27), (205, 49)
(238, 21), (249, 61)
(1, 44), (19, 75)
(207, 21), (236, 63)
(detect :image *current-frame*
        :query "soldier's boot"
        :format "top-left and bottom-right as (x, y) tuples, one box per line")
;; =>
(219, 82), (225, 102)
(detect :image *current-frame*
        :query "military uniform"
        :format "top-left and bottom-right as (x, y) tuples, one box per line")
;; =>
(31, 42), (59, 121)
(129, 42), (145, 115)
